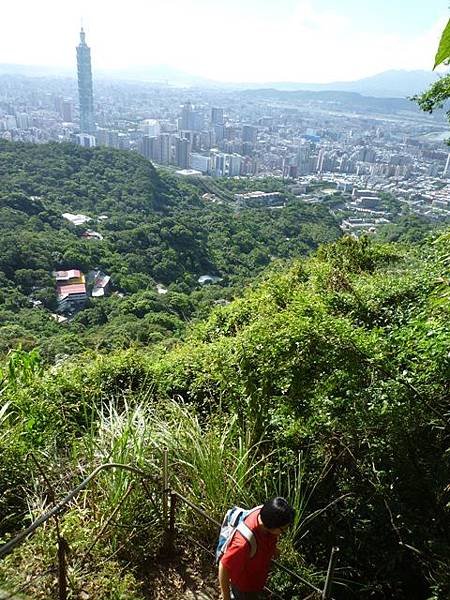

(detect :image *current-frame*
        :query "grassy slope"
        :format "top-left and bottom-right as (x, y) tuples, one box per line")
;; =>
(0, 232), (448, 599)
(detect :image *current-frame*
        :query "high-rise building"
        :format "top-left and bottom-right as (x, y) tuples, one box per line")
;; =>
(316, 148), (326, 173)
(242, 142), (254, 156)
(54, 95), (64, 116)
(16, 113), (30, 129)
(211, 107), (224, 125)
(224, 125), (236, 141)
(139, 134), (172, 165)
(75, 133), (96, 148)
(242, 125), (258, 144)
(140, 136), (155, 161)
(175, 137), (191, 168)
(228, 153), (242, 176)
(214, 124), (225, 143)
(211, 151), (242, 176)
(140, 119), (160, 137)
(179, 103), (204, 131)
(62, 100), (73, 122)
(180, 103), (193, 130)
(76, 28), (95, 134)
(160, 134), (172, 165)
(96, 129), (120, 148)
(192, 111), (204, 131)
(191, 153), (210, 174)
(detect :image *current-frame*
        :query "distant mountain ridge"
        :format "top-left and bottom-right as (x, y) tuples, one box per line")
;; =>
(0, 63), (73, 77)
(0, 63), (445, 97)
(256, 70), (444, 98)
(236, 87), (427, 116)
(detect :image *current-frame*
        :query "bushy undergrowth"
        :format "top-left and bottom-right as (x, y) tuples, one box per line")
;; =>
(0, 513), (143, 600)
(0, 232), (448, 599)
(0, 396), (315, 598)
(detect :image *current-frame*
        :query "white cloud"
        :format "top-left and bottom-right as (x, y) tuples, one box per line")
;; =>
(210, 1), (445, 82)
(0, 0), (446, 81)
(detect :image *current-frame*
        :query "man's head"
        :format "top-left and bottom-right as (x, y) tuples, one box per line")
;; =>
(259, 497), (295, 536)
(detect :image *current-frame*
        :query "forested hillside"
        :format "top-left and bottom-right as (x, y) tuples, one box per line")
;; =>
(0, 231), (448, 599)
(0, 140), (341, 359)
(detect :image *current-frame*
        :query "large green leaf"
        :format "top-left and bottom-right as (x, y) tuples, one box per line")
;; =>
(434, 19), (450, 69)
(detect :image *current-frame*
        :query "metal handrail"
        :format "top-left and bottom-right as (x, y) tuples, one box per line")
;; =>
(0, 463), (155, 559)
(1, 457), (337, 600)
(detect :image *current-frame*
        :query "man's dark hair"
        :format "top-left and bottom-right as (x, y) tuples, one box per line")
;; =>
(260, 497), (295, 529)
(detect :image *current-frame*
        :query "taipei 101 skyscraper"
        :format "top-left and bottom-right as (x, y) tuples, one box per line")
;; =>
(76, 28), (95, 134)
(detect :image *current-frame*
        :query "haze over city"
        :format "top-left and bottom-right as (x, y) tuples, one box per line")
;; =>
(1, 0), (448, 83)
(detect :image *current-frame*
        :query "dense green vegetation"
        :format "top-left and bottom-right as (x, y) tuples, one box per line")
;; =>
(0, 230), (448, 599)
(0, 140), (341, 359)
(377, 213), (440, 243)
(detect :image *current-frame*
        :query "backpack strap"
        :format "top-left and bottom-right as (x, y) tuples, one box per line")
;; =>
(235, 505), (263, 559)
(236, 521), (257, 558)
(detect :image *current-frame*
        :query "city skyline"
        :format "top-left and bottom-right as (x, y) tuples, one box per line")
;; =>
(0, 0), (448, 83)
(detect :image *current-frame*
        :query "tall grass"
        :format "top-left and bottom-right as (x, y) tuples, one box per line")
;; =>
(70, 395), (161, 555)
(2, 385), (314, 597)
(72, 395), (311, 556)
(0, 401), (11, 442)
(263, 452), (309, 543)
(149, 401), (270, 516)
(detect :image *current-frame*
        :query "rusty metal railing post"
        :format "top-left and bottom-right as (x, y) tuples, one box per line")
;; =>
(28, 453), (69, 600)
(322, 546), (339, 600)
(57, 536), (68, 600)
(162, 449), (169, 530)
(168, 492), (178, 552)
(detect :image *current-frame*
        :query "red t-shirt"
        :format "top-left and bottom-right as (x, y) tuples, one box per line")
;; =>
(220, 508), (277, 592)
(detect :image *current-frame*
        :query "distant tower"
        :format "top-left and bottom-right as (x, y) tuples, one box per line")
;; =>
(76, 27), (95, 134)
(443, 153), (450, 178)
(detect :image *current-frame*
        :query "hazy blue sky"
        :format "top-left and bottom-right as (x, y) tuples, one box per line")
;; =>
(1, 0), (448, 82)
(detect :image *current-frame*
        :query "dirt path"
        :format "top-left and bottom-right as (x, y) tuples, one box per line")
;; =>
(140, 545), (219, 600)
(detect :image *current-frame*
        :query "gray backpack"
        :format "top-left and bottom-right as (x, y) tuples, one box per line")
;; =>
(216, 505), (261, 563)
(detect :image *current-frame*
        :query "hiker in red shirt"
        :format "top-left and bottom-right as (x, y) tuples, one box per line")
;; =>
(218, 497), (295, 600)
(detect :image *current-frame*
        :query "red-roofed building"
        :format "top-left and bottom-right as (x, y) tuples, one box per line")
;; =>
(55, 270), (87, 312)
(54, 269), (83, 283)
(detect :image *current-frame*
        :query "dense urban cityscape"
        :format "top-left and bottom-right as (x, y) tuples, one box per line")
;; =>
(1, 29), (450, 237)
